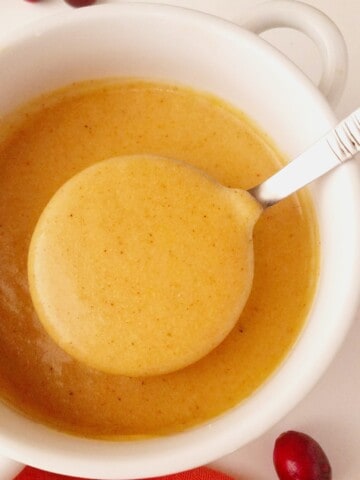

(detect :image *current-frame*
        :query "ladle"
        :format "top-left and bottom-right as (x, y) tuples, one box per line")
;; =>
(28, 108), (360, 377)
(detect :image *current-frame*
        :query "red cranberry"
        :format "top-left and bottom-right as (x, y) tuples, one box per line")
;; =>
(64, 0), (97, 6)
(273, 431), (332, 480)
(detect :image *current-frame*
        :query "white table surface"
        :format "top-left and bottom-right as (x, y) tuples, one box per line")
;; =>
(0, 1), (359, 479)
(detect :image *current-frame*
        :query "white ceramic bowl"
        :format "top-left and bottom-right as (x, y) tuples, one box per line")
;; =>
(0, 2), (359, 479)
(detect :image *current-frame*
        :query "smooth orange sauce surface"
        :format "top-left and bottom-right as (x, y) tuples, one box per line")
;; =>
(0, 80), (319, 437)
(28, 155), (261, 377)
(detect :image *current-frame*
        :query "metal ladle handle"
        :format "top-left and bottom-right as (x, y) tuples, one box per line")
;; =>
(249, 108), (360, 208)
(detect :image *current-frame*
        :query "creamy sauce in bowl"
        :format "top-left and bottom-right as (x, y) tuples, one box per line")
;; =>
(0, 79), (319, 437)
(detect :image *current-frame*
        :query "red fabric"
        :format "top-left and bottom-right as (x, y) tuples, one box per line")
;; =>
(14, 466), (234, 480)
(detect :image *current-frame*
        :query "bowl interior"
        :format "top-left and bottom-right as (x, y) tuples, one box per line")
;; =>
(0, 4), (359, 479)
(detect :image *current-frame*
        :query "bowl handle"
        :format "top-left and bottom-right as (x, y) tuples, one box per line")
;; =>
(0, 455), (23, 480)
(239, 0), (348, 106)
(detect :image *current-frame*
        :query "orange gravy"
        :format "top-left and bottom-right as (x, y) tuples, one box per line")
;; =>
(0, 80), (319, 437)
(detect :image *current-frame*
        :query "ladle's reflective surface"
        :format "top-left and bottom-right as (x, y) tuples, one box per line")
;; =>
(28, 108), (359, 376)
(250, 108), (360, 207)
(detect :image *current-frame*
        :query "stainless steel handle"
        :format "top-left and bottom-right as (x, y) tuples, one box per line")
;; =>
(249, 108), (360, 208)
